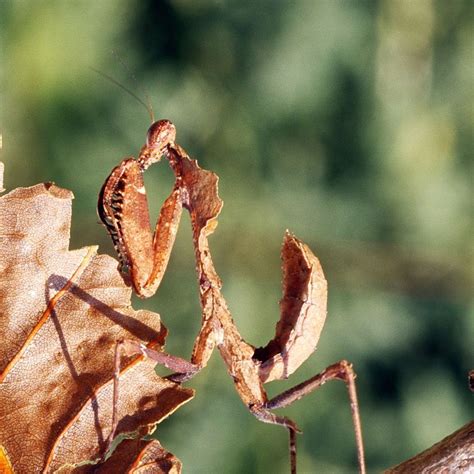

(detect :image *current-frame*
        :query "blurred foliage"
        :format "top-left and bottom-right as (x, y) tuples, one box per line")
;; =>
(1, 0), (472, 472)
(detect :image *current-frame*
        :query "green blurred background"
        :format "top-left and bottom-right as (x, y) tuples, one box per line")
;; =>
(1, 1), (472, 472)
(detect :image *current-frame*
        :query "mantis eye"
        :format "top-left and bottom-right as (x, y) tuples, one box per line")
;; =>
(146, 119), (176, 149)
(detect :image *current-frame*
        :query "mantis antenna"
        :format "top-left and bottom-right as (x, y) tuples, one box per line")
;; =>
(90, 52), (155, 123)
(111, 50), (155, 123)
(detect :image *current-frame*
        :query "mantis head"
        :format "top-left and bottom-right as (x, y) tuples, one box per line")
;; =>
(138, 119), (177, 169)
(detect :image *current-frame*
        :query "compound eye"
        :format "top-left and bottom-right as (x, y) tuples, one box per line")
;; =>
(146, 119), (176, 149)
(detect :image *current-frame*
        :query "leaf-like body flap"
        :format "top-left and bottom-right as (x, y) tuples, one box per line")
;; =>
(256, 232), (328, 382)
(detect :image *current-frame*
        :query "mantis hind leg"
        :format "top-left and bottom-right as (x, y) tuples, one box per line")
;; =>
(264, 360), (366, 474)
(249, 405), (300, 474)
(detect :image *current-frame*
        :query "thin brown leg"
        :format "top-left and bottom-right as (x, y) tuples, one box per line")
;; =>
(250, 405), (301, 433)
(119, 339), (199, 374)
(103, 339), (200, 458)
(289, 427), (297, 474)
(265, 360), (366, 474)
(248, 405), (300, 473)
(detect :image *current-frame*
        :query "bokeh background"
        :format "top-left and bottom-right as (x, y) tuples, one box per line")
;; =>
(1, 1), (472, 472)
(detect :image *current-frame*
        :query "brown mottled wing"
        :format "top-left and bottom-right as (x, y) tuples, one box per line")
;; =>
(256, 232), (328, 383)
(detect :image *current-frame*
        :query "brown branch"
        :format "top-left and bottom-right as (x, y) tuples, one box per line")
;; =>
(385, 420), (474, 473)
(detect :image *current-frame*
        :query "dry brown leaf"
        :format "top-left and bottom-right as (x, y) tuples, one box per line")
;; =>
(0, 162), (4, 193)
(48, 358), (192, 472)
(73, 438), (182, 474)
(0, 164), (194, 473)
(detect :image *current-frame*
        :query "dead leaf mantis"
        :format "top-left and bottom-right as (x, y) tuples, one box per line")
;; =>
(98, 119), (366, 473)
